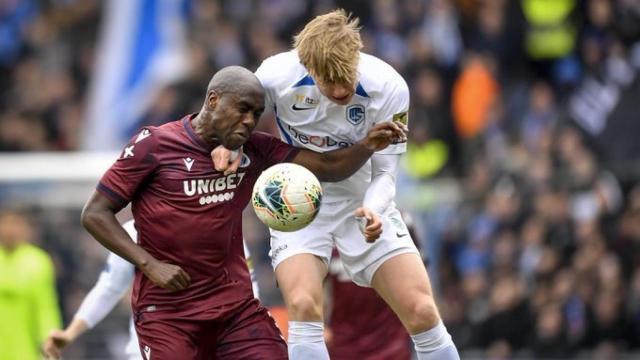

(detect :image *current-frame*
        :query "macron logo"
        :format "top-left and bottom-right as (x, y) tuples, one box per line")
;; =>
(143, 345), (151, 360)
(136, 129), (151, 143)
(183, 157), (195, 171)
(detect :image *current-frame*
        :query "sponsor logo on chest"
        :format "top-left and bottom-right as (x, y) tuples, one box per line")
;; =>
(291, 94), (319, 111)
(183, 172), (246, 206)
(286, 124), (353, 148)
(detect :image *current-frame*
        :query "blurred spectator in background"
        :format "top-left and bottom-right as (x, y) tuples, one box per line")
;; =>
(1, 0), (640, 358)
(0, 209), (62, 360)
(452, 52), (499, 141)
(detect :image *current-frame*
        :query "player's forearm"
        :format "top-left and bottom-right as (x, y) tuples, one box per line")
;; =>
(75, 277), (128, 329)
(363, 154), (400, 214)
(307, 142), (373, 182)
(63, 318), (90, 341)
(81, 194), (156, 269)
(363, 172), (395, 215)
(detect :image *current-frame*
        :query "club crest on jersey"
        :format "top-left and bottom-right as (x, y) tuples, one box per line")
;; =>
(239, 153), (251, 168)
(346, 104), (365, 125)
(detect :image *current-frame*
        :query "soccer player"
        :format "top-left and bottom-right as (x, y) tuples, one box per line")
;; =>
(80, 66), (405, 359)
(213, 10), (460, 360)
(43, 220), (261, 360)
(0, 210), (62, 360)
(326, 249), (411, 360)
(325, 212), (421, 360)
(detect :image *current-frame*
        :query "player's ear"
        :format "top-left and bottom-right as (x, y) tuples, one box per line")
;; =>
(206, 90), (219, 110)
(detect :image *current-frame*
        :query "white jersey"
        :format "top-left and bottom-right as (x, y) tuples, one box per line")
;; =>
(74, 221), (260, 359)
(255, 51), (409, 203)
(75, 220), (139, 358)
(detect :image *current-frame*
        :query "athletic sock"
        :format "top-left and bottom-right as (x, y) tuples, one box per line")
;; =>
(287, 321), (330, 360)
(411, 321), (460, 360)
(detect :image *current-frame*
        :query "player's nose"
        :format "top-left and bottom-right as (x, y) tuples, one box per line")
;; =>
(242, 112), (257, 129)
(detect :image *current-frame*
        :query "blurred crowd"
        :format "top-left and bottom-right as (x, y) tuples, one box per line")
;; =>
(2, 0), (640, 358)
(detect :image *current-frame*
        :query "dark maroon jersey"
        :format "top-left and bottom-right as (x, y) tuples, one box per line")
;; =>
(98, 114), (299, 319)
(327, 251), (411, 360)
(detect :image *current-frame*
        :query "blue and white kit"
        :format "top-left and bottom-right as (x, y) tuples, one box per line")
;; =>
(257, 50), (418, 286)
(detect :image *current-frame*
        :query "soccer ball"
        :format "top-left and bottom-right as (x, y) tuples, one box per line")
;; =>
(252, 163), (323, 232)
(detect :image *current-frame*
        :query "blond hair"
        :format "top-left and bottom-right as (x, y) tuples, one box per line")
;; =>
(294, 9), (363, 85)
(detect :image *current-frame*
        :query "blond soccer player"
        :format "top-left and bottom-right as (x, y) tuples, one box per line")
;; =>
(214, 10), (460, 360)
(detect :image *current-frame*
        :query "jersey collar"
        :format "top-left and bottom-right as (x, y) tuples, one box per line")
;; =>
(292, 74), (370, 98)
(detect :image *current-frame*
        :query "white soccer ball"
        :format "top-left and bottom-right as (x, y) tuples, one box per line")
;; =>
(252, 163), (323, 232)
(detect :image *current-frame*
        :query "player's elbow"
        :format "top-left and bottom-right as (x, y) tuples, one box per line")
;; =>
(81, 200), (105, 232)
(80, 205), (98, 231)
(314, 166), (345, 182)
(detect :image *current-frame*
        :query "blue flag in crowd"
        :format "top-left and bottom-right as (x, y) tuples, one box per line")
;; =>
(83, 0), (190, 150)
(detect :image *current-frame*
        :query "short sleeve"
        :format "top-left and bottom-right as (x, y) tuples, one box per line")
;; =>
(98, 128), (159, 208)
(255, 58), (276, 111)
(375, 78), (409, 155)
(252, 132), (300, 170)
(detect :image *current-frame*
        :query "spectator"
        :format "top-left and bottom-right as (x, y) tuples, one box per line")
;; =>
(1, 1), (640, 358)
(0, 209), (62, 360)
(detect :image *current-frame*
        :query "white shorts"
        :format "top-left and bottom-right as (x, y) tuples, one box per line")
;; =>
(269, 199), (418, 287)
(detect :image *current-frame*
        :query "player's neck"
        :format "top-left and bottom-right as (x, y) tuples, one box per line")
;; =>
(191, 111), (220, 148)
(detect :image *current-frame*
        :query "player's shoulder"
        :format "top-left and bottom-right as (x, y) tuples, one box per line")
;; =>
(358, 53), (408, 96)
(147, 117), (184, 137)
(256, 51), (307, 88)
(247, 131), (278, 145)
(130, 117), (186, 146)
(247, 131), (290, 153)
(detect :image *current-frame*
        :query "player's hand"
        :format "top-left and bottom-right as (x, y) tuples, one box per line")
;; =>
(211, 145), (243, 175)
(43, 329), (71, 359)
(142, 259), (191, 292)
(361, 122), (407, 152)
(354, 207), (383, 242)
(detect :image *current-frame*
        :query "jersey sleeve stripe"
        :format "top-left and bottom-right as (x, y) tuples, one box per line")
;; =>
(355, 82), (370, 98)
(96, 183), (128, 208)
(292, 74), (315, 87)
(274, 107), (293, 145)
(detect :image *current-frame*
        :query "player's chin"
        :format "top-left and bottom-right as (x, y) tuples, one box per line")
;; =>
(225, 133), (248, 150)
(329, 94), (353, 105)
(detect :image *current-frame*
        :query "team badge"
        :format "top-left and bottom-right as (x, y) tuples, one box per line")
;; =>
(346, 104), (365, 125)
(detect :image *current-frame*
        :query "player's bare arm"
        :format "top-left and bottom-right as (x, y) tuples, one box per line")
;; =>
(212, 121), (406, 178)
(291, 121), (406, 182)
(81, 193), (191, 292)
(43, 319), (88, 359)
